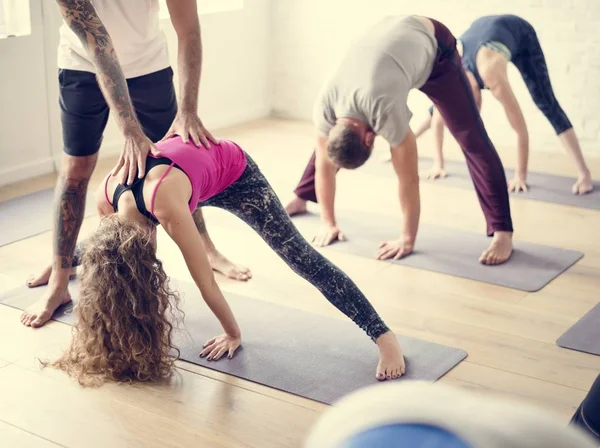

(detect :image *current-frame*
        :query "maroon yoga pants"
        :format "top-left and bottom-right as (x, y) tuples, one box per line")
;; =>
(293, 19), (513, 236)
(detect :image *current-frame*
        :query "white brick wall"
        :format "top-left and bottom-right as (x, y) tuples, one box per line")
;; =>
(269, 0), (600, 156)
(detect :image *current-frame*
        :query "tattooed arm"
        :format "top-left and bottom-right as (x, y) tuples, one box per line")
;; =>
(55, 0), (156, 185)
(160, 0), (217, 148)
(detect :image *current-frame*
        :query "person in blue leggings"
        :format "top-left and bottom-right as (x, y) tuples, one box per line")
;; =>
(570, 373), (600, 444)
(306, 381), (599, 448)
(414, 15), (594, 196)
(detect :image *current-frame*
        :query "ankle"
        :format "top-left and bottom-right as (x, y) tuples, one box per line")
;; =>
(375, 330), (394, 347)
(493, 231), (513, 241)
(49, 269), (71, 287)
(205, 249), (219, 260)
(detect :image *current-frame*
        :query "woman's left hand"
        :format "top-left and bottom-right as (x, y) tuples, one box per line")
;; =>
(200, 333), (241, 361)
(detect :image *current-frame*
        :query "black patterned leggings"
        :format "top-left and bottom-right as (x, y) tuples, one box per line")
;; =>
(200, 154), (390, 341)
(513, 26), (572, 135)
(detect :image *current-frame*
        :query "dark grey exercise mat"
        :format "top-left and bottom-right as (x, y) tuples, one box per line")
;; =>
(0, 279), (467, 405)
(362, 156), (600, 210)
(292, 211), (583, 292)
(556, 303), (600, 356)
(0, 189), (96, 247)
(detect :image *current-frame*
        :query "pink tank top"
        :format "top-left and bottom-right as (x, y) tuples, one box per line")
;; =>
(152, 137), (247, 212)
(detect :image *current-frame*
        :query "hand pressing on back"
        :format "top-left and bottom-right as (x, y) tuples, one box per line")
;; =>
(161, 112), (218, 149)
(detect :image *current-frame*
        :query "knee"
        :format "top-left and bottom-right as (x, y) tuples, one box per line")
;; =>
(432, 112), (445, 129)
(60, 154), (98, 180)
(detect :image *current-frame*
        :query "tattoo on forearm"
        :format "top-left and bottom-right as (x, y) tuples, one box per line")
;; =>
(55, 177), (89, 269)
(56, 0), (137, 130)
(192, 209), (207, 234)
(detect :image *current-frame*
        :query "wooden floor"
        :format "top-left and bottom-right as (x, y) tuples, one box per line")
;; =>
(1, 118), (599, 447)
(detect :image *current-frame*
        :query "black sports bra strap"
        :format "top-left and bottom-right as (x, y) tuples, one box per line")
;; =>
(110, 156), (176, 225)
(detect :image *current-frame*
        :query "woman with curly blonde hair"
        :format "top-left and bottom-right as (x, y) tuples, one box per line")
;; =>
(48, 216), (182, 386)
(29, 136), (405, 385)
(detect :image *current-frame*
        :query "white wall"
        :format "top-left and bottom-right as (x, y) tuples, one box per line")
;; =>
(270, 0), (600, 156)
(0, 0), (53, 186)
(0, 0), (270, 187)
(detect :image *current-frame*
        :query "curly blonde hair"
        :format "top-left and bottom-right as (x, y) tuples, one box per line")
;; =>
(50, 215), (182, 386)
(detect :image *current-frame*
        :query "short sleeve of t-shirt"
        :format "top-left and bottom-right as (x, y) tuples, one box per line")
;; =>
(312, 86), (337, 137)
(372, 95), (413, 147)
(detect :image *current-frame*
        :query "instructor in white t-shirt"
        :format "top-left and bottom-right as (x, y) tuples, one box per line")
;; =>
(21, 0), (252, 329)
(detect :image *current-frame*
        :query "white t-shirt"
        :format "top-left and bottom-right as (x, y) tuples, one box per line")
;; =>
(57, 0), (170, 79)
(313, 15), (437, 148)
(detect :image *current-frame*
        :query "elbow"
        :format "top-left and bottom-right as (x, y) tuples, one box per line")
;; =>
(177, 29), (201, 45)
(512, 122), (528, 140)
(432, 114), (445, 130)
(399, 174), (420, 190)
(198, 276), (220, 295)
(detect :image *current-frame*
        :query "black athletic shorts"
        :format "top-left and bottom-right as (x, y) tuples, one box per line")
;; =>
(58, 66), (177, 157)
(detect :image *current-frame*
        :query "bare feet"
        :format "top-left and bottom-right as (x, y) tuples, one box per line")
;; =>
(479, 231), (513, 266)
(20, 288), (72, 328)
(572, 175), (593, 195)
(27, 265), (76, 288)
(285, 196), (307, 217)
(207, 251), (252, 282)
(375, 331), (406, 381)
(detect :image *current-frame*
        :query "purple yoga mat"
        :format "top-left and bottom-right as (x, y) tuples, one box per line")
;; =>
(0, 279), (467, 405)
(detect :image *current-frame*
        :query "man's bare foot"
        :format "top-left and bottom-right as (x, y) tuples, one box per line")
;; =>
(375, 331), (406, 381)
(285, 196), (307, 217)
(207, 251), (252, 282)
(20, 289), (72, 328)
(572, 175), (593, 195)
(479, 231), (513, 266)
(27, 265), (76, 288)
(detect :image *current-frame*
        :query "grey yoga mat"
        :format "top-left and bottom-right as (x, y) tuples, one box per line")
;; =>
(556, 303), (600, 356)
(292, 211), (583, 292)
(0, 189), (96, 247)
(362, 156), (600, 210)
(0, 279), (467, 405)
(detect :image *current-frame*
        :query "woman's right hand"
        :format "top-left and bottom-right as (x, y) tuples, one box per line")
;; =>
(312, 224), (345, 247)
(508, 174), (528, 193)
(200, 333), (242, 361)
(423, 165), (447, 180)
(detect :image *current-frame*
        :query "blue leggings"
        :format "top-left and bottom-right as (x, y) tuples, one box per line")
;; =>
(512, 25), (572, 135)
(570, 373), (600, 443)
(429, 26), (573, 136)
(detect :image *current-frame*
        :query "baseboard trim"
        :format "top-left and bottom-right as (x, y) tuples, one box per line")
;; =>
(3, 109), (272, 189)
(0, 157), (56, 188)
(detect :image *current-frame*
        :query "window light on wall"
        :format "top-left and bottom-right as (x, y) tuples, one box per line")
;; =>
(158, 0), (244, 21)
(0, 0), (31, 39)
